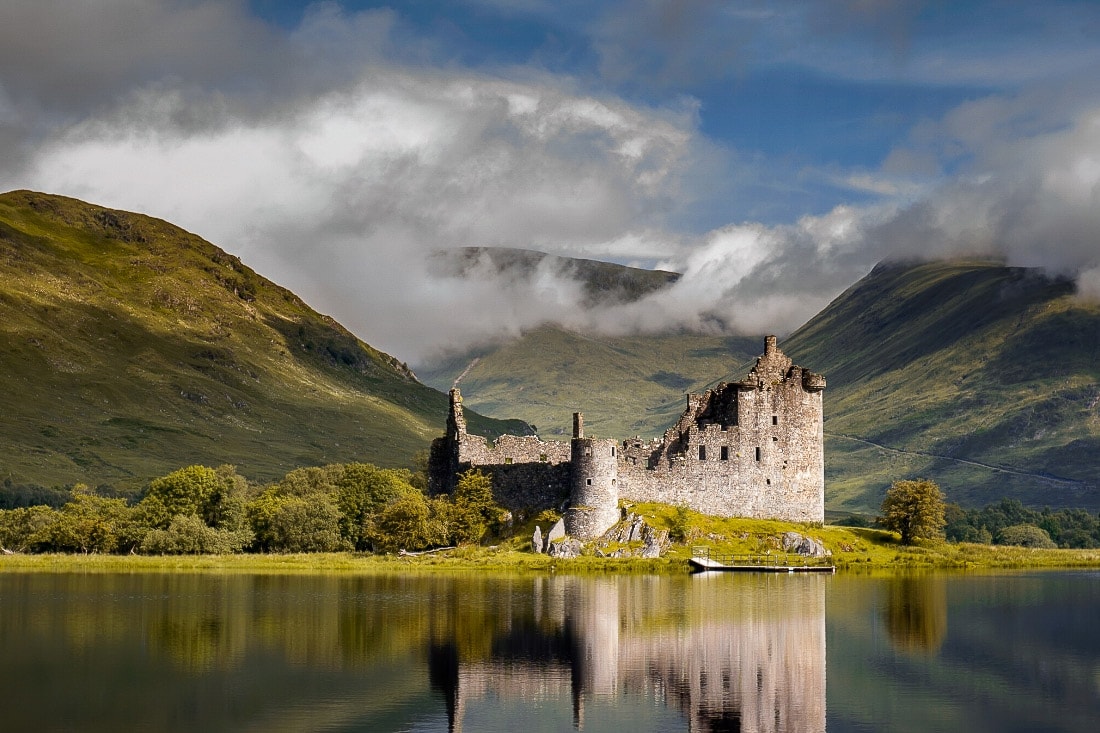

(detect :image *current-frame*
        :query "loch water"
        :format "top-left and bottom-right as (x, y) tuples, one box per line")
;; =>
(1, 569), (1098, 732)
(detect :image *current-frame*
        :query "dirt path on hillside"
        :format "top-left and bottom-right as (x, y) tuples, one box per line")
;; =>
(826, 432), (1087, 488)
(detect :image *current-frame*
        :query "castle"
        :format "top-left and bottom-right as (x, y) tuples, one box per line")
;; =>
(429, 336), (825, 539)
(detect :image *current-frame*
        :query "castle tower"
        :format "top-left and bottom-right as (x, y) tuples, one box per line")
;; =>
(564, 412), (620, 539)
(447, 388), (467, 440)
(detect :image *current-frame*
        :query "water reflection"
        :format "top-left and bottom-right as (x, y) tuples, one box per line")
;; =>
(883, 574), (948, 654)
(4, 569), (1099, 731)
(0, 571), (833, 732)
(427, 574), (828, 732)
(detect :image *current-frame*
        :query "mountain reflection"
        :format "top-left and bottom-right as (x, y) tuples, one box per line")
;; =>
(428, 574), (827, 733)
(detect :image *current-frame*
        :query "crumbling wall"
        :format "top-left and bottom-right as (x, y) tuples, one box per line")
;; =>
(616, 338), (825, 522)
(430, 388), (573, 512)
(429, 337), (825, 532)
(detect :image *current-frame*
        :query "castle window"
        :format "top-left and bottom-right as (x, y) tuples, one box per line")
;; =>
(720, 446), (729, 461)
(584, 447), (591, 456)
(504, 457), (513, 464)
(773, 436), (778, 443)
(586, 478), (592, 485)
(766, 478), (771, 485)
(698, 446), (706, 461)
(611, 479), (616, 486)
(772, 415), (778, 426)
(611, 446), (616, 457)
(755, 447), (761, 461)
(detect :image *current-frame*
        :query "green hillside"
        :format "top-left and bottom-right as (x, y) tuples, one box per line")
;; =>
(784, 260), (1100, 512)
(419, 326), (761, 439)
(0, 190), (525, 494)
(420, 257), (1100, 514)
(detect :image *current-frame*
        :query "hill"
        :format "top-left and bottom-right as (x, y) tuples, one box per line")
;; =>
(430, 246), (680, 306)
(420, 257), (1100, 513)
(418, 326), (762, 438)
(783, 259), (1100, 512)
(0, 191), (526, 495)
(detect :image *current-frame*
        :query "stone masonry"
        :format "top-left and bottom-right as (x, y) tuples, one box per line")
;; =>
(428, 336), (825, 539)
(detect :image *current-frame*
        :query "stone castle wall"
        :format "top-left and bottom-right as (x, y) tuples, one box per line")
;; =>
(430, 336), (825, 532)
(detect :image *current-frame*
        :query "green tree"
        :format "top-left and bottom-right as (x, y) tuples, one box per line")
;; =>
(50, 485), (133, 554)
(445, 469), (502, 545)
(371, 488), (437, 552)
(139, 465), (224, 529)
(997, 523), (1057, 548)
(250, 493), (348, 553)
(0, 505), (59, 552)
(880, 479), (946, 545)
(141, 514), (248, 554)
(334, 463), (413, 550)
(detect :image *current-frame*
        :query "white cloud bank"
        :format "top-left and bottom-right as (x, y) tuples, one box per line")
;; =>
(2, 1), (1099, 364)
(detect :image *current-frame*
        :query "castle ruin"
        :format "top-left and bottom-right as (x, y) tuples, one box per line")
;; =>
(429, 336), (825, 539)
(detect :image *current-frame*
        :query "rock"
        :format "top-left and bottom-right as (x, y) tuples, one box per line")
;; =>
(544, 519), (566, 553)
(532, 525), (543, 554)
(639, 525), (671, 558)
(781, 531), (831, 558)
(547, 537), (583, 559)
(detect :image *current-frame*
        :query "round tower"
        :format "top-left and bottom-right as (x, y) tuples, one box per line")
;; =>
(564, 412), (620, 540)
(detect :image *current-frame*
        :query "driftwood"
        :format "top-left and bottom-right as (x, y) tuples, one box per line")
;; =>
(398, 546), (456, 557)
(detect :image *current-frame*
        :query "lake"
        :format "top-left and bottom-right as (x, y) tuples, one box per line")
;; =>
(1, 569), (1098, 732)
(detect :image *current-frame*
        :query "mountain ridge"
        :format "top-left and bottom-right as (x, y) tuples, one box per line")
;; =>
(0, 190), (526, 494)
(422, 257), (1100, 512)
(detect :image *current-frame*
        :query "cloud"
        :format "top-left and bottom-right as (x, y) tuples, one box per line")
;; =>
(0, 0), (285, 116)
(10, 60), (706, 362)
(3, 1), (1100, 369)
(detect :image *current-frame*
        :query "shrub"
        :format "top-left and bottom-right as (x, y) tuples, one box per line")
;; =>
(141, 514), (250, 554)
(996, 523), (1056, 549)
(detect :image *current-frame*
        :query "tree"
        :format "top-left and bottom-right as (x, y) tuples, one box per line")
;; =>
(370, 488), (438, 552)
(445, 469), (503, 545)
(997, 523), (1057, 549)
(880, 479), (946, 545)
(0, 505), (59, 552)
(50, 485), (132, 554)
(139, 465), (224, 529)
(334, 463), (414, 550)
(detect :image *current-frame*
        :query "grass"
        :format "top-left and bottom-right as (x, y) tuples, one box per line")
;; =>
(6, 508), (1100, 575)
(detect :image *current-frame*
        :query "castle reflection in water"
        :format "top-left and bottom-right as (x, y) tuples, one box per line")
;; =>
(429, 574), (827, 733)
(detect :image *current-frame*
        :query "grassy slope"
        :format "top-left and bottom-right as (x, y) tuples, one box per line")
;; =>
(784, 260), (1100, 512)
(418, 325), (761, 439)
(0, 190), (525, 492)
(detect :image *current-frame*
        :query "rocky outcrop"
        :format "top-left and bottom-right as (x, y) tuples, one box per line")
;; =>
(781, 531), (831, 558)
(546, 537), (583, 558)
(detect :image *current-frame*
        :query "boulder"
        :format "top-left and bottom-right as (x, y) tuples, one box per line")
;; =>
(532, 525), (543, 554)
(547, 538), (583, 559)
(544, 518), (566, 553)
(639, 525), (671, 558)
(781, 531), (831, 558)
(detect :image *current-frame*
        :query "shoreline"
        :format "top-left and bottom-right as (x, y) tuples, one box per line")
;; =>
(5, 541), (1100, 575)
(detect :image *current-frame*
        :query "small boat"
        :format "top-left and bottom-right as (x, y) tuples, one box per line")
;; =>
(689, 547), (836, 574)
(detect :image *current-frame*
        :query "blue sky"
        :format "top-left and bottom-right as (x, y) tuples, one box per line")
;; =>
(1, 1), (1099, 361)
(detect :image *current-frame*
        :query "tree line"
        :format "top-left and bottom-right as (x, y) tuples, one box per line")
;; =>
(0, 463), (506, 555)
(871, 478), (1100, 549)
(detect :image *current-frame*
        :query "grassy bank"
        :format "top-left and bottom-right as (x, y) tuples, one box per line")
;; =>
(0, 549), (682, 575)
(5, 511), (1100, 574)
